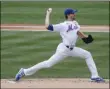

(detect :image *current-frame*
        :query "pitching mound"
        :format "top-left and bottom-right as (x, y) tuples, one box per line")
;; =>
(1, 78), (109, 88)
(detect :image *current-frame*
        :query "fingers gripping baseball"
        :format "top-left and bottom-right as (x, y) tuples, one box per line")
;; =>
(46, 8), (52, 14)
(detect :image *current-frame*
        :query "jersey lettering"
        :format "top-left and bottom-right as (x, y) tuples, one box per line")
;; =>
(67, 24), (78, 32)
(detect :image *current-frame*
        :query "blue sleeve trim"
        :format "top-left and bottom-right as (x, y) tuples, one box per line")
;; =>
(47, 24), (53, 31)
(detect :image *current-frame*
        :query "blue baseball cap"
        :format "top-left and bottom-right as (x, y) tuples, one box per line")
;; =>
(64, 8), (78, 16)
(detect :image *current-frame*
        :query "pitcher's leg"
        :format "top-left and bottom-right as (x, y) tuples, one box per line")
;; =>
(24, 52), (67, 76)
(71, 47), (99, 78)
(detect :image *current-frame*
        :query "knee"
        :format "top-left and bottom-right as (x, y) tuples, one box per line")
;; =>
(45, 60), (53, 68)
(85, 51), (92, 59)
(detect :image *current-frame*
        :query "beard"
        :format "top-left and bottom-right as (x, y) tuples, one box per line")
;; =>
(71, 17), (76, 20)
(65, 15), (76, 21)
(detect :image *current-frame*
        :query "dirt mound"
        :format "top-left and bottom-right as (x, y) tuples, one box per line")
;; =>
(1, 78), (109, 88)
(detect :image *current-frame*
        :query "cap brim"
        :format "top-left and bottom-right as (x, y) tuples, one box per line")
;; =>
(72, 10), (78, 14)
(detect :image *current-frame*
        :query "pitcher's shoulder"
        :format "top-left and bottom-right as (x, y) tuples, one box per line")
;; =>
(73, 20), (79, 24)
(73, 20), (80, 30)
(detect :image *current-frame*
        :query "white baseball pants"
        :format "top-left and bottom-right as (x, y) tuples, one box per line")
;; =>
(24, 43), (99, 78)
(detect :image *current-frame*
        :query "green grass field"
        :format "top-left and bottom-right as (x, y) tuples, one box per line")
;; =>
(1, 31), (109, 79)
(1, 1), (109, 25)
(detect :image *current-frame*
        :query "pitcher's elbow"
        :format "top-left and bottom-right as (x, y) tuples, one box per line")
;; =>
(46, 24), (53, 31)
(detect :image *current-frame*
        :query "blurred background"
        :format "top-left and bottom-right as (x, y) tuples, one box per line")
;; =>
(1, 1), (109, 25)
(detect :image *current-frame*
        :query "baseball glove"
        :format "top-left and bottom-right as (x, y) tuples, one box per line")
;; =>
(82, 34), (94, 44)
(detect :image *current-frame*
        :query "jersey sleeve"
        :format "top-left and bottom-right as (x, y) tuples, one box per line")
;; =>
(53, 23), (63, 32)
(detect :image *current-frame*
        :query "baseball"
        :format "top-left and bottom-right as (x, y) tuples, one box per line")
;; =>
(49, 8), (52, 11)
(48, 8), (52, 12)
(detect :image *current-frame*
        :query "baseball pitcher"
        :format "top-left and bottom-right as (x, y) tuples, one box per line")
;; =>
(15, 8), (105, 82)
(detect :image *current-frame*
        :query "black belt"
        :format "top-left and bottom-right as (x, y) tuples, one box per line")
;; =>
(66, 45), (73, 50)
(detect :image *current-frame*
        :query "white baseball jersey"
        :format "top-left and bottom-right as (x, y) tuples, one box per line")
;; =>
(53, 21), (80, 46)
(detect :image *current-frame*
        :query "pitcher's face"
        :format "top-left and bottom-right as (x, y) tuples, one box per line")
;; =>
(67, 14), (76, 20)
